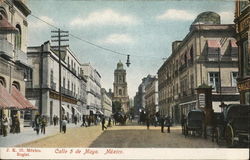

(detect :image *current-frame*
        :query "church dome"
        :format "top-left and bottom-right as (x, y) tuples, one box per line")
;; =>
(117, 60), (124, 70)
(192, 11), (221, 25)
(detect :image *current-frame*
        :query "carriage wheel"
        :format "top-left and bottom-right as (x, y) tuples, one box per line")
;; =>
(225, 124), (234, 147)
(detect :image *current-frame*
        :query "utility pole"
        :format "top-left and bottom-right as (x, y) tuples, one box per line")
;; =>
(51, 29), (69, 132)
(217, 48), (223, 109)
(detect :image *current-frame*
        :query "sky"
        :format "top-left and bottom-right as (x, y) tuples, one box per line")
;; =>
(26, 0), (235, 98)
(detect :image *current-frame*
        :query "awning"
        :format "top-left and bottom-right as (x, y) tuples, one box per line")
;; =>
(0, 84), (23, 109)
(96, 110), (104, 115)
(0, 15), (18, 34)
(62, 104), (72, 115)
(230, 40), (237, 48)
(207, 40), (220, 48)
(11, 86), (37, 110)
(72, 106), (81, 115)
(0, 84), (22, 109)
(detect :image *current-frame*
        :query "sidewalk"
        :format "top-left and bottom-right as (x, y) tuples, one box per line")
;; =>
(0, 123), (82, 147)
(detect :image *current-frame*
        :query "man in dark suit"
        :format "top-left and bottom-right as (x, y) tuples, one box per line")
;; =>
(160, 116), (165, 133)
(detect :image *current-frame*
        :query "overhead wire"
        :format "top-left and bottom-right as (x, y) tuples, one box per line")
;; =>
(30, 14), (165, 60)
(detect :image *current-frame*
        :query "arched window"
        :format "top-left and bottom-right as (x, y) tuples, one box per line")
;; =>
(0, 77), (6, 87)
(15, 24), (22, 50)
(12, 81), (20, 91)
(119, 89), (122, 96)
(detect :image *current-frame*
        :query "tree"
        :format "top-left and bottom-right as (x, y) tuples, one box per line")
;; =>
(112, 101), (122, 113)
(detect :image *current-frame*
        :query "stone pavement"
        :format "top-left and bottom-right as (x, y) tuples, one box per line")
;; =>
(0, 123), (82, 147)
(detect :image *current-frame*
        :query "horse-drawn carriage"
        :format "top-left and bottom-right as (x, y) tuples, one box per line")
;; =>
(184, 110), (205, 137)
(214, 104), (249, 147)
(113, 112), (127, 125)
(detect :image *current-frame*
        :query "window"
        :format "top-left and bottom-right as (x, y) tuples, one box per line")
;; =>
(208, 72), (219, 91)
(50, 69), (54, 83)
(15, 24), (22, 50)
(231, 72), (238, 87)
(63, 77), (65, 88)
(119, 89), (122, 96)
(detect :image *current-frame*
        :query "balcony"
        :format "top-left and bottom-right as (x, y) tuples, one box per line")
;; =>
(220, 87), (238, 93)
(0, 39), (14, 59)
(15, 49), (28, 65)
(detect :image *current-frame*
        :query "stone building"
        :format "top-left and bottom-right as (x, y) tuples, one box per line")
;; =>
(133, 75), (156, 115)
(101, 88), (112, 118)
(157, 12), (240, 124)
(81, 63), (102, 115)
(113, 61), (129, 113)
(235, 0), (250, 105)
(145, 76), (158, 116)
(26, 42), (87, 123)
(0, 0), (36, 132)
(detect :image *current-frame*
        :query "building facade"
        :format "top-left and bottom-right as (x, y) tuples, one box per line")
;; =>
(26, 42), (87, 123)
(113, 61), (129, 113)
(158, 12), (240, 124)
(0, 0), (35, 132)
(133, 75), (155, 115)
(101, 88), (112, 118)
(145, 76), (158, 117)
(81, 63), (102, 115)
(235, 0), (250, 105)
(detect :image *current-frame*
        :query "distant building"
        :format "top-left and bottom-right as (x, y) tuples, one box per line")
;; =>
(27, 42), (87, 123)
(81, 63), (102, 115)
(145, 76), (158, 116)
(112, 61), (129, 113)
(101, 88), (112, 117)
(133, 75), (156, 115)
(235, 1), (250, 105)
(157, 12), (239, 124)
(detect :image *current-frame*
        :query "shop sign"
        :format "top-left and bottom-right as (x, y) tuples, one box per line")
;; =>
(198, 93), (205, 108)
(238, 80), (250, 91)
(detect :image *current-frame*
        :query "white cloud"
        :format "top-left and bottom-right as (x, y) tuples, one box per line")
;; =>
(219, 11), (234, 24)
(70, 9), (139, 27)
(100, 34), (135, 44)
(29, 16), (56, 28)
(156, 9), (195, 21)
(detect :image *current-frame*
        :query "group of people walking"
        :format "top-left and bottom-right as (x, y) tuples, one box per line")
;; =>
(1, 114), (20, 137)
(33, 114), (47, 135)
(145, 115), (172, 133)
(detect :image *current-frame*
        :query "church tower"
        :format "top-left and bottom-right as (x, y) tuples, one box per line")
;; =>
(113, 61), (129, 113)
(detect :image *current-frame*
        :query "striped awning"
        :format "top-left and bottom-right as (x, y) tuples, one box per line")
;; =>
(0, 15), (17, 34)
(11, 86), (37, 110)
(0, 84), (23, 109)
(207, 40), (221, 48)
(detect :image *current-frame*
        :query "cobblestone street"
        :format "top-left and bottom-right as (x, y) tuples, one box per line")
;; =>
(19, 124), (219, 148)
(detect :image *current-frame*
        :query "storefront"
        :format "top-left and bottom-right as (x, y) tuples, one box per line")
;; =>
(235, 0), (250, 104)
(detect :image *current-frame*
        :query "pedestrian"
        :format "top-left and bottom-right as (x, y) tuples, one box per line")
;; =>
(62, 118), (67, 133)
(154, 115), (158, 127)
(107, 117), (112, 127)
(81, 115), (87, 127)
(2, 114), (9, 137)
(87, 116), (91, 127)
(160, 116), (165, 133)
(53, 115), (56, 126)
(101, 116), (107, 131)
(74, 115), (77, 125)
(166, 116), (171, 133)
(34, 114), (41, 135)
(181, 114), (186, 134)
(146, 117), (150, 130)
(14, 114), (20, 133)
(41, 115), (47, 134)
(56, 116), (59, 125)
